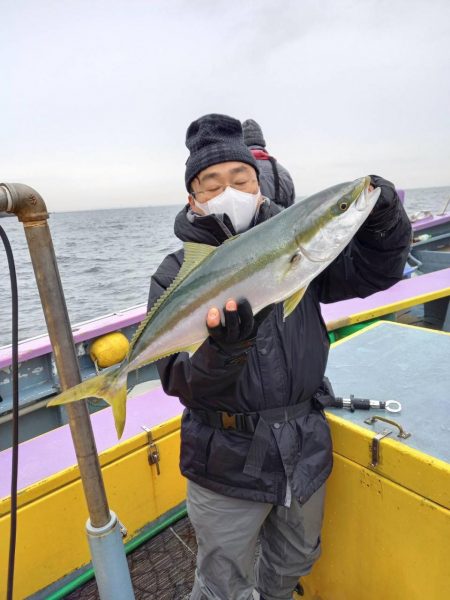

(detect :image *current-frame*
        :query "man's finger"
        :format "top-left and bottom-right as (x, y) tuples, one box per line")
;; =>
(224, 305), (240, 343)
(236, 299), (254, 339)
(207, 307), (221, 328)
(225, 298), (237, 311)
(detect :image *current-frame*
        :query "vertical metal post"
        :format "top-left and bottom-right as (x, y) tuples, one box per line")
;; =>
(0, 183), (134, 599)
(23, 219), (111, 526)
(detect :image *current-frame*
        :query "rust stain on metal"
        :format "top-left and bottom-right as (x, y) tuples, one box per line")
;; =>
(23, 220), (48, 228)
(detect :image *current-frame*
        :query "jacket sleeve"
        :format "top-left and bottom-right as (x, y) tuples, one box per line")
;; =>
(316, 179), (412, 304)
(147, 252), (250, 403)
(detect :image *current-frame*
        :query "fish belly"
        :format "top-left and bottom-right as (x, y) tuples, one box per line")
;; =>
(133, 258), (314, 368)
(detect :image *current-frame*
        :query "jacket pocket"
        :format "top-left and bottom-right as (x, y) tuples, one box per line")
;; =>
(180, 412), (214, 475)
(292, 410), (333, 501)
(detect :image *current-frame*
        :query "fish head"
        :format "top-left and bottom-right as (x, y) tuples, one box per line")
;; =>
(295, 176), (380, 263)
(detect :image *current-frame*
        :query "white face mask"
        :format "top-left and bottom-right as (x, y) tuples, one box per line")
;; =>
(195, 186), (261, 233)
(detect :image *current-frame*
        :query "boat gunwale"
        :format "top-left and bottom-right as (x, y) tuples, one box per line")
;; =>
(1, 269), (449, 368)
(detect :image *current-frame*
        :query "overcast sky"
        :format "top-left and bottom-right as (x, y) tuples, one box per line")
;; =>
(1, 0), (449, 211)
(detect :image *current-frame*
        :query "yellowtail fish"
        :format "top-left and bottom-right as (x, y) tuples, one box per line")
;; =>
(48, 177), (380, 437)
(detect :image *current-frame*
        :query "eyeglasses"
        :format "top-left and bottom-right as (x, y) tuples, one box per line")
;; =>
(191, 179), (258, 202)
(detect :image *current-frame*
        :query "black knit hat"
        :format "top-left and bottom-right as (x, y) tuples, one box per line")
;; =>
(242, 119), (266, 148)
(185, 114), (259, 191)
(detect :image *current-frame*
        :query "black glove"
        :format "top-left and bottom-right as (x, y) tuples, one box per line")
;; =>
(207, 299), (273, 354)
(363, 174), (401, 233)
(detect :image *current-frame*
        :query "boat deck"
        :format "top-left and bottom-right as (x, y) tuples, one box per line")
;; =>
(4, 322), (445, 599)
(66, 321), (450, 600)
(66, 516), (197, 600)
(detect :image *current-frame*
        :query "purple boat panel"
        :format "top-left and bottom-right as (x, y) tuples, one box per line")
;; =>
(396, 189), (405, 204)
(0, 385), (183, 500)
(0, 304), (147, 369)
(411, 212), (450, 232)
(321, 268), (450, 326)
(2, 267), (450, 369)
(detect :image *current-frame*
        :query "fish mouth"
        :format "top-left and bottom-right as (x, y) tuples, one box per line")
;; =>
(355, 181), (381, 212)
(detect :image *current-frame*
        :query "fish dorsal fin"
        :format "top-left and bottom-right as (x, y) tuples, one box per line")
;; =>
(182, 241), (216, 271)
(129, 242), (216, 351)
(283, 287), (307, 321)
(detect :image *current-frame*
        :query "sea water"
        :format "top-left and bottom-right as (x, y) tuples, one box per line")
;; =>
(1, 186), (449, 346)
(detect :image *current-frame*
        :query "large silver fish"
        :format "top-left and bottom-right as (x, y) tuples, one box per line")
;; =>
(48, 176), (380, 437)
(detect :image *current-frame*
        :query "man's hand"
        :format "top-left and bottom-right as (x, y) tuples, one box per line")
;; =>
(364, 174), (401, 233)
(206, 298), (273, 352)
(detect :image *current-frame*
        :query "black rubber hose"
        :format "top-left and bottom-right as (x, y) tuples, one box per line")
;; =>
(0, 225), (19, 600)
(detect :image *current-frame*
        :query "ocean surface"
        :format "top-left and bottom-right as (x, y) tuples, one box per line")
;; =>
(1, 186), (449, 347)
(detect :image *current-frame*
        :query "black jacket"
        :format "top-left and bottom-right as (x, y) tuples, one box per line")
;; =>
(148, 180), (412, 505)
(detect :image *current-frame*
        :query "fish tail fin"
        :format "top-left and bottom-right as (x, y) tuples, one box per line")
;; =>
(47, 366), (129, 438)
(109, 381), (128, 439)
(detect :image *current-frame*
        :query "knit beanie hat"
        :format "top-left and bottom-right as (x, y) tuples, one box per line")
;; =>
(185, 114), (259, 191)
(242, 119), (266, 148)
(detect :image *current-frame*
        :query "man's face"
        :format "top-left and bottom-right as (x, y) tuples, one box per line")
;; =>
(188, 161), (259, 214)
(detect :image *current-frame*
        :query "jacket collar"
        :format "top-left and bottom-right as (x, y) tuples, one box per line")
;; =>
(173, 198), (281, 247)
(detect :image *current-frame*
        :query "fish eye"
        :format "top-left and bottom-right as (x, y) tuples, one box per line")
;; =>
(290, 252), (301, 265)
(339, 201), (348, 211)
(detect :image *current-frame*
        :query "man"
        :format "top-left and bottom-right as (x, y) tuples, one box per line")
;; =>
(242, 118), (296, 208)
(148, 113), (411, 600)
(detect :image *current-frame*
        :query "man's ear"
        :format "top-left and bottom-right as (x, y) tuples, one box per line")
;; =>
(188, 194), (196, 209)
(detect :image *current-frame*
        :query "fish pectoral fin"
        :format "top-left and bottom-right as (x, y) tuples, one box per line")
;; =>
(283, 287), (307, 320)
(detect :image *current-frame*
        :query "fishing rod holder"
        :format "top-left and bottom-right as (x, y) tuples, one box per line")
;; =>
(87, 511), (134, 600)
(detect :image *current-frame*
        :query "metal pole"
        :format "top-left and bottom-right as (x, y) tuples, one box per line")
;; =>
(22, 218), (111, 525)
(0, 183), (134, 598)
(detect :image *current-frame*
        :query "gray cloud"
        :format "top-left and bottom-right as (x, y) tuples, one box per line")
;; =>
(1, 0), (449, 210)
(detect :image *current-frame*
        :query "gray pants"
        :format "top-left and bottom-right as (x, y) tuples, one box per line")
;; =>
(187, 480), (325, 600)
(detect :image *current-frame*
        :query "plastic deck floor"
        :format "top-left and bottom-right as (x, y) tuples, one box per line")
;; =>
(66, 517), (197, 600)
